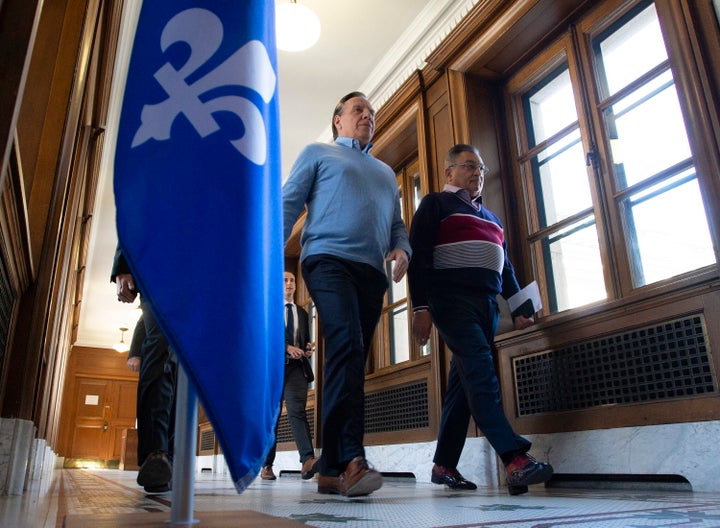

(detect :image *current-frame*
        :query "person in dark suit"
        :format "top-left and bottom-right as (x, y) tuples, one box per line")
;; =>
(112, 246), (177, 493)
(261, 271), (319, 481)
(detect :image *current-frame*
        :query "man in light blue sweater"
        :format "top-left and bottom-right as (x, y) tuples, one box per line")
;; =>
(283, 91), (411, 497)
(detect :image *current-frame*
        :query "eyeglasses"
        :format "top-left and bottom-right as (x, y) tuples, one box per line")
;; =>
(450, 162), (488, 174)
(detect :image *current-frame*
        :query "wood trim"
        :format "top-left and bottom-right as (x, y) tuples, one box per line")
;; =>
(655, 0), (720, 248)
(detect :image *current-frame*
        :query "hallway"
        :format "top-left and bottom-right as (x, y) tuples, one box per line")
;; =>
(3, 467), (720, 527)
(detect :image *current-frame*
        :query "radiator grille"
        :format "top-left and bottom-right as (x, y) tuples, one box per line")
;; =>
(277, 407), (315, 443)
(514, 315), (715, 416)
(199, 428), (216, 453)
(365, 380), (429, 433)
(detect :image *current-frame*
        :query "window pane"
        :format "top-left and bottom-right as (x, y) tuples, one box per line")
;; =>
(389, 275), (406, 304)
(412, 171), (422, 211)
(390, 303), (410, 364)
(308, 302), (317, 389)
(534, 129), (592, 226)
(526, 67), (576, 146)
(542, 219), (606, 312)
(598, 3), (667, 96)
(606, 71), (691, 189)
(624, 172), (715, 286)
(385, 259), (407, 304)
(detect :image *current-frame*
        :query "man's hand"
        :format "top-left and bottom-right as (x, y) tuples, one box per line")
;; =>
(387, 248), (409, 283)
(513, 315), (535, 331)
(127, 356), (141, 372)
(287, 344), (305, 359)
(304, 342), (316, 358)
(116, 273), (137, 303)
(412, 310), (432, 346)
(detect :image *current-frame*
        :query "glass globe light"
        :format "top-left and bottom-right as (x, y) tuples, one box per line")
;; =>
(276, 1), (321, 52)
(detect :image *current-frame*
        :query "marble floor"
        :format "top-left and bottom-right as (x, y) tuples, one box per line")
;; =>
(3, 467), (720, 528)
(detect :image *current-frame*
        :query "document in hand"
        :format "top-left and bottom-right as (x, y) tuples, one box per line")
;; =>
(508, 281), (542, 318)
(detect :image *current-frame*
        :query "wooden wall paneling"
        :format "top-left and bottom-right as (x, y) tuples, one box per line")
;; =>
(58, 346), (138, 457)
(431, 0), (594, 79)
(424, 74), (455, 193)
(110, 380), (138, 462)
(0, 146), (33, 292)
(495, 278), (720, 435)
(1, 0), (96, 424)
(447, 70), (471, 146)
(364, 358), (436, 445)
(374, 70), (422, 130)
(425, 0), (510, 76)
(35, 0), (107, 442)
(372, 100), (421, 170)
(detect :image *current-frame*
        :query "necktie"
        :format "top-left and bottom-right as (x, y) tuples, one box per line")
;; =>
(285, 303), (295, 346)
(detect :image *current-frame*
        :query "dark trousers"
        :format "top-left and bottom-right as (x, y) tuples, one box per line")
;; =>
(429, 288), (530, 468)
(137, 297), (177, 466)
(265, 361), (314, 466)
(302, 255), (387, 476)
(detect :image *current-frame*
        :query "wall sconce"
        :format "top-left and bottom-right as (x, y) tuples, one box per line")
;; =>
(275, 0), (321, 52)
(112, 327), (130, 353)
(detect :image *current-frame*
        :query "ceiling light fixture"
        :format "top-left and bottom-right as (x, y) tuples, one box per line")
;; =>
(275, 0), (321, 52)
(112, 327), (130, 353)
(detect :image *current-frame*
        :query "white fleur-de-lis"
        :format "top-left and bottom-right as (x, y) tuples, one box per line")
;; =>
(131, 8), (276, 165)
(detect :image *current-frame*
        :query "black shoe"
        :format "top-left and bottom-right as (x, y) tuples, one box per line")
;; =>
(505, 454), (553, 495)
(144, 483), (171, 494)
(137, 450), (172, 488)
(431, 464), (477, 490)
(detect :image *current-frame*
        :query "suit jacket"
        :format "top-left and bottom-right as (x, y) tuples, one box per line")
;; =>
(286, 303), (314, 383)
(110, 245), (131, 282)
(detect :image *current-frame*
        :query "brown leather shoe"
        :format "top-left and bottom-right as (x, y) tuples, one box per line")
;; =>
(339, 456), (382, 497)
(260, 465), (276, 480)
(301, 457), (320, 480)
(317, 475), (342, 495)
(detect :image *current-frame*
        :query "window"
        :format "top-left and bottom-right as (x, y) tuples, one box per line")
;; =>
(374, 159), (429, 369)
(594, 3), (714, 286)
(523, 66), (606, 312)
(509, 0), (715, 315)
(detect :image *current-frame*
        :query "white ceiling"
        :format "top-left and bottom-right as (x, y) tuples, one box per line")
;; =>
(76, 0), (478, 348)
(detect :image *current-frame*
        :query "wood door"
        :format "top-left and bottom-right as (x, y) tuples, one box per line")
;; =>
(66, 377), (137, 468)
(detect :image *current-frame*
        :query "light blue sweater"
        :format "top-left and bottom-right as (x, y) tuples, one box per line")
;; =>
(283, 138), (411, 274)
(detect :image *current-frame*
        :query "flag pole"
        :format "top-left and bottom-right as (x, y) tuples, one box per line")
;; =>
(170, 364), (198, 525)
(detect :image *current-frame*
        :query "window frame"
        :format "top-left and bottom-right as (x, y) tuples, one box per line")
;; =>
(504, 0), (718, 318)
(372, 158), (429, 372)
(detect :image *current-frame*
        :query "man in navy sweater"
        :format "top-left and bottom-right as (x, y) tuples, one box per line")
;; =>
(408, 144), (553, 495)
(283, 92), (411, 497)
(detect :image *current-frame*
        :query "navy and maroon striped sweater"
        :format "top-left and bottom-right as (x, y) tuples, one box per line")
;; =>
(408, 190), (521, 311)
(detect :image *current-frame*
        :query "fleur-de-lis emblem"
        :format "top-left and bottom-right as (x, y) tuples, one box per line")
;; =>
(131, 8), (276, 165)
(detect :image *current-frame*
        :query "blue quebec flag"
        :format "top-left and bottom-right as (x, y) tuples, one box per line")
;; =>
(114, 1), (284, 492)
